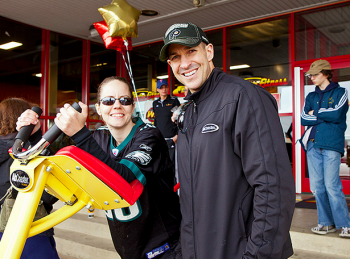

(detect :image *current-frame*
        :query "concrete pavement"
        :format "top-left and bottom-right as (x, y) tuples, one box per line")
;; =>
(53, 194), (350, 259)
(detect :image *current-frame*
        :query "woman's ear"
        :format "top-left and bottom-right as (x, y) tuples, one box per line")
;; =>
(95, 103), (101, 116)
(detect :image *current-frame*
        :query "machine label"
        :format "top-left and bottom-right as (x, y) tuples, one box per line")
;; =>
(11, 170), (31, 189)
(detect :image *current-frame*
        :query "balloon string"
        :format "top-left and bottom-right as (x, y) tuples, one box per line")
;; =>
(122, 39), (143, 120)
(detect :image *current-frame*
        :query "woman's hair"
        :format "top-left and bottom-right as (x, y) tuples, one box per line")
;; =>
(0, 98), (33, 135)
(97, 76), (134, 104)
(321, 70), (333, 81)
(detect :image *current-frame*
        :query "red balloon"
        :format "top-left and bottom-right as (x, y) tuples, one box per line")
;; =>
(93, 21), (132, 52)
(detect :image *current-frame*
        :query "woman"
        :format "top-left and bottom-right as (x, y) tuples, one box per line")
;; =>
(18, 77), (182, 259)
(0, 97), (59, 259)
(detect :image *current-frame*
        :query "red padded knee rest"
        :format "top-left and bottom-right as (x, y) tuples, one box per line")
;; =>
(55, 146), (143, 205)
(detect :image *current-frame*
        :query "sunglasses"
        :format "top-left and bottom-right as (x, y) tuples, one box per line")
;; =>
(99, 96), (133, 106)
(307, 73), (321, 79)
(177, 101), (194, 134)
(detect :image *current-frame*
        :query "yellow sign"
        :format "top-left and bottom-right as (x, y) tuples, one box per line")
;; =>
(146, 107), (155, 123)
(244, 77), (288, 87)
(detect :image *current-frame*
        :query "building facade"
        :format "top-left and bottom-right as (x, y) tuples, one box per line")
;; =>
(1, 1), (350, 194)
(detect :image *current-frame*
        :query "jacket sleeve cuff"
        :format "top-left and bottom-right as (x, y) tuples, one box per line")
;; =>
(70, 126), (91, 144)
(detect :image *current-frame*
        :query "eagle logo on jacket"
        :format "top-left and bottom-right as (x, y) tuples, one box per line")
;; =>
(126, 151), (152, 165)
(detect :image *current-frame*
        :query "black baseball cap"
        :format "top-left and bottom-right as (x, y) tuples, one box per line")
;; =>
(159, 22), (209, 62)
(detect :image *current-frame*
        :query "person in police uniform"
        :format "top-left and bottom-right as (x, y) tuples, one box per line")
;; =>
(152, 79), (180, 165)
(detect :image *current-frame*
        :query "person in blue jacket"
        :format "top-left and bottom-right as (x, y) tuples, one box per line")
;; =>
(301, 59), (350, 238)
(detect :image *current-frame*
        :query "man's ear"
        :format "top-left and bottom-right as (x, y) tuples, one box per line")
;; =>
(95, 103), (101, 116)
(206, 43), (214, 62)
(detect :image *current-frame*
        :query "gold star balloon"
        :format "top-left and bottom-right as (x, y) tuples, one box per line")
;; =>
(98, 0), (141, 39)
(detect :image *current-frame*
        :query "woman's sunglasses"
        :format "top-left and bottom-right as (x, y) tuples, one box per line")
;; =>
(99, 97), (133, 106)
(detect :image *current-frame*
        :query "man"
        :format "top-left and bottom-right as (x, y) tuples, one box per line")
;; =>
(300, 59), (350, 238)
(159, 22), (295, 259)
(153, 79), (180, 165)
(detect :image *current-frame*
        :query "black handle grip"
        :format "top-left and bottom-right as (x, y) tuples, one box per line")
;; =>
(42, 102), (82, 144)
(15, 106), (43, 142)
(12, 106), (43, 154)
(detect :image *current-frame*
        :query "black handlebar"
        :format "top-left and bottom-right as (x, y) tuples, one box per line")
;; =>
(13, 106), (43, 154)
(12, 102), (82, 156)
(15, 106), (43, 143)
(43, 102), (82, 144)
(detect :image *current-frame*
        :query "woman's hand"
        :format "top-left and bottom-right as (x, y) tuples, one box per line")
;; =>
(16, 109), (41, 135)
(54, 102), (88, 137)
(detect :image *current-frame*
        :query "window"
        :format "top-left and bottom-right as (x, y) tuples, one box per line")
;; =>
(295, 2), (350, 61)
(89, 42), (117, 124)
(226, 18), (291, 113)
(0, 16), (42, 104)
(48, 33), (83, 116)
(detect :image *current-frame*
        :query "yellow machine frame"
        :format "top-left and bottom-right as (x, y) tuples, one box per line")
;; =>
(0, 148), (141, 258)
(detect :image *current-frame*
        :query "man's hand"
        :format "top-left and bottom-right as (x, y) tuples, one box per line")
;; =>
(54, 101), (88, 137)
(173, 135), (178, 144)
(171, 106), (181, 123)
(308, 110), (314, 115)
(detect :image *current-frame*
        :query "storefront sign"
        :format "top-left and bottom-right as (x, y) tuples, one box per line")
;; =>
(244, 77), (288, 88)
(146, 107), (155, 123)
(133, 91), (159, 101)
(172, 85), (186, 97)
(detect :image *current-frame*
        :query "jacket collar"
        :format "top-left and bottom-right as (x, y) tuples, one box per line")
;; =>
(186, 67), (225, 103)
(315, 81), (339, 94)
(157, 95), (171, 102)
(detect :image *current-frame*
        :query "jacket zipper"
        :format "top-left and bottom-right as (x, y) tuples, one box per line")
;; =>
(190, 101), (197, 258)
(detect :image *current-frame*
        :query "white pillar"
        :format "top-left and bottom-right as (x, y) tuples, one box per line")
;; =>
(294, 67), (302, 193)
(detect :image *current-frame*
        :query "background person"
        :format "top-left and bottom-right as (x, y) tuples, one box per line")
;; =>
(300, 59), (350, 238)
(0, 97), (59, 259)
(153, 79), (180, 165)
(159, 22), (295, 259)
(17, 77), (182, 259)
(171, 86), (189, 123)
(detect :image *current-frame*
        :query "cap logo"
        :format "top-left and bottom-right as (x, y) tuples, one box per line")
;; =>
(165, 23), (189, 37)
(169, 29), (181, 40)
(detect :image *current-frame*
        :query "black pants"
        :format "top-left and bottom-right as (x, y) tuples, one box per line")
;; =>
(166, 139), (176, 165)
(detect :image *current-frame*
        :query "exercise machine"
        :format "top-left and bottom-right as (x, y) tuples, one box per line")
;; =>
(0, 103), (143, 258)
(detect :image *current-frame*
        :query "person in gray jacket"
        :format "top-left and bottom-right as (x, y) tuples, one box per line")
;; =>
(159, 22), (295, 259)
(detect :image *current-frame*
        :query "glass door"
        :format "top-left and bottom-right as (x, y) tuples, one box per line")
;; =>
(295, 58), (350, 195)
